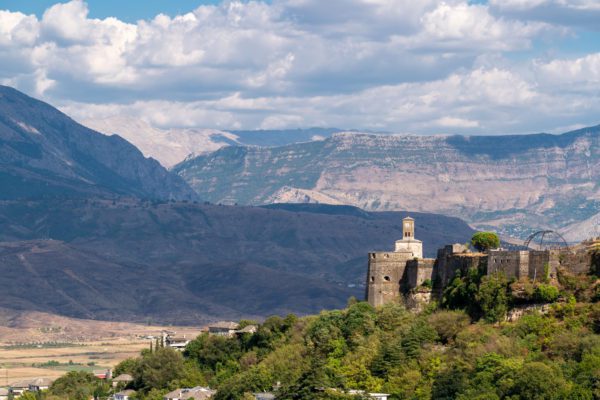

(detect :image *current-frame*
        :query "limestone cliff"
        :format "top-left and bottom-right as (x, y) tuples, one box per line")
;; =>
(174, 126), (600, 240)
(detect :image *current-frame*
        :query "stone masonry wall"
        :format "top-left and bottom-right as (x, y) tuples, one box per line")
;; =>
(488, 250), (529, 279)
(436, 245), (486, 287)
(559, 250), (593, 275)
(406, 259), (435, 289)
(366, 251), (413, 307)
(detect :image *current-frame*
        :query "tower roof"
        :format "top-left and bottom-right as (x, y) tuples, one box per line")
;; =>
(403, 216), (414, 221)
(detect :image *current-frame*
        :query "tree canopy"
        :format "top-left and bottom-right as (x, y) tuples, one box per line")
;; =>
(471, 232), (500, 252)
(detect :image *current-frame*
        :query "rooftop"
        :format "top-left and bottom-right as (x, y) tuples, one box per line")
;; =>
(113, 374), (133, 382)
(208, 321), (239, 330)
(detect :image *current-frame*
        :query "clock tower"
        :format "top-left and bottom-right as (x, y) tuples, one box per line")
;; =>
(403, 216), (414, 239)
(394, 216), (422, 258)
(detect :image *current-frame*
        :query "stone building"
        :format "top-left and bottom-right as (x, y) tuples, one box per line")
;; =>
(365, 219), (597, 308)
(366, 217), (434, 307)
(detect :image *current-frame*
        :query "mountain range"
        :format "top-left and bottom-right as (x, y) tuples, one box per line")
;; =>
(0, 86), (476, 322)
(0, 86), (196, 201)
(173, 127), (600, 241)
(1, 85), (597, 323)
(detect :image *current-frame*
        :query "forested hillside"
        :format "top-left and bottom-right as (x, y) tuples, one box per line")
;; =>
(41, 250), (600, 400)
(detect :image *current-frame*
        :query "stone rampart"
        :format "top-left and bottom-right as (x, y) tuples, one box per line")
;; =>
(406, 258), (435, 288)
(487, 250), (529, 279)
(436, 245), (485, 287)
(366, 251), (413, 307)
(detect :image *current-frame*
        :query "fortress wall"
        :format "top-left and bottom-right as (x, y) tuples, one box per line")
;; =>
(559, 249), (592, 275)
(487, 250), (529, 279)
(366, 251), (413, 307)
(529, 250), (550, 280)
(436, 245), (485, 287)
(406, 259), (435, 288)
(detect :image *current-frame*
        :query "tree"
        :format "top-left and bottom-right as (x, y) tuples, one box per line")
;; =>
(471, 232), (500, 252)
(476, 274), (509, 323)
(427, 310), (470, 344)
(133, 347), (187, 392)
(508, 362), (570, 400)
(114, 357), (139, 376)
(185, 333), (242, 377)
(49, 371), (108, 400)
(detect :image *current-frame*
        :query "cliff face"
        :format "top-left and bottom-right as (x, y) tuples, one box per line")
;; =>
(0, 86), (197, 200)
(174, 126), (600, 239)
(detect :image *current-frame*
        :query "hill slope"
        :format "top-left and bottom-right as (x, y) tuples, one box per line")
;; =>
(173, 127), (600, 240)
(0, 200), (474, 323)
(0, 86), (197, 200)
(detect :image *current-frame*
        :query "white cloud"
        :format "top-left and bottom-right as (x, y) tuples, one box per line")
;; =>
(535, 53), (600, 86)
(419, 2), (549, 50)
(433, 117), (480, 128)
(0, 0), (598, 134)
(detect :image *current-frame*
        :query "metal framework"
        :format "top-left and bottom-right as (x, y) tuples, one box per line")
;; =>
(524, 230), (569, 250)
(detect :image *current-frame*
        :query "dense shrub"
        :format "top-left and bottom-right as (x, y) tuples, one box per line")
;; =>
(534, 284), (560, 303)
(471, 232), (500, 252)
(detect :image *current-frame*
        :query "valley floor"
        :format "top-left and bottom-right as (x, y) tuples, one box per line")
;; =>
(0, 310), (203, 383)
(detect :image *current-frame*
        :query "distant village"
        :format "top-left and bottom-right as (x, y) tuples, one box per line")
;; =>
(0, 321), (262, 400)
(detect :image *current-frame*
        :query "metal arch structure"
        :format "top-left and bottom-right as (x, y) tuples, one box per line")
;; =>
(524, 230), (570, 250)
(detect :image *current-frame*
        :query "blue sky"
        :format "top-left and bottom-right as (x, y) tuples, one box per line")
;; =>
(0, 0), (598, 134)
(0, 0), (227, 21)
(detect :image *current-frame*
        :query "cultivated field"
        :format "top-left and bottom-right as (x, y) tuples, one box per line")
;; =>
(0, 309), (204, 384)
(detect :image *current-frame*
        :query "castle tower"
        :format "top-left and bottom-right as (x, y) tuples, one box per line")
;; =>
(403, 216), (414, 239)
(366, 216), (423, 307)
(394, 216), (423, 258)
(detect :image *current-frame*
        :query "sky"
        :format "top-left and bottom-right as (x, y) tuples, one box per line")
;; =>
(0, 0), (599, 134)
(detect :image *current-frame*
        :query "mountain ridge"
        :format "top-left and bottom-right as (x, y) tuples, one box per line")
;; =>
(174, 125), (600, 240)
(0, 86), (197, 200)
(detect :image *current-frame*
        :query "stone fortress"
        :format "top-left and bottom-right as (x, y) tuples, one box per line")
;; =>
(366, 217), (599, 308)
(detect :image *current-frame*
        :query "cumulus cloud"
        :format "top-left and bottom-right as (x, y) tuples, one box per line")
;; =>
(0, 0), (598, 134)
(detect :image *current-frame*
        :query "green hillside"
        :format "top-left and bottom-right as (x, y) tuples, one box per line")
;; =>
(43, 253), (600, 400)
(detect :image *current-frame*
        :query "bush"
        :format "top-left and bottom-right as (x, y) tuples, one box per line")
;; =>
(534, 284), (560, 303)
(427, 310), (470, 344)
(471, 232), (500, 252)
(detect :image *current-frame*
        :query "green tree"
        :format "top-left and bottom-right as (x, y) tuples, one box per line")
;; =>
(471, 232), (500, 252)
(476, 274), (509, 323)
(508, 362), (570, 400)
(49, 371), (107, 400)
(427, 310), (470, 344)
(114, 357), (139, 376)
(185, 334), (242, 375)
(133, 347), (187, 392)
